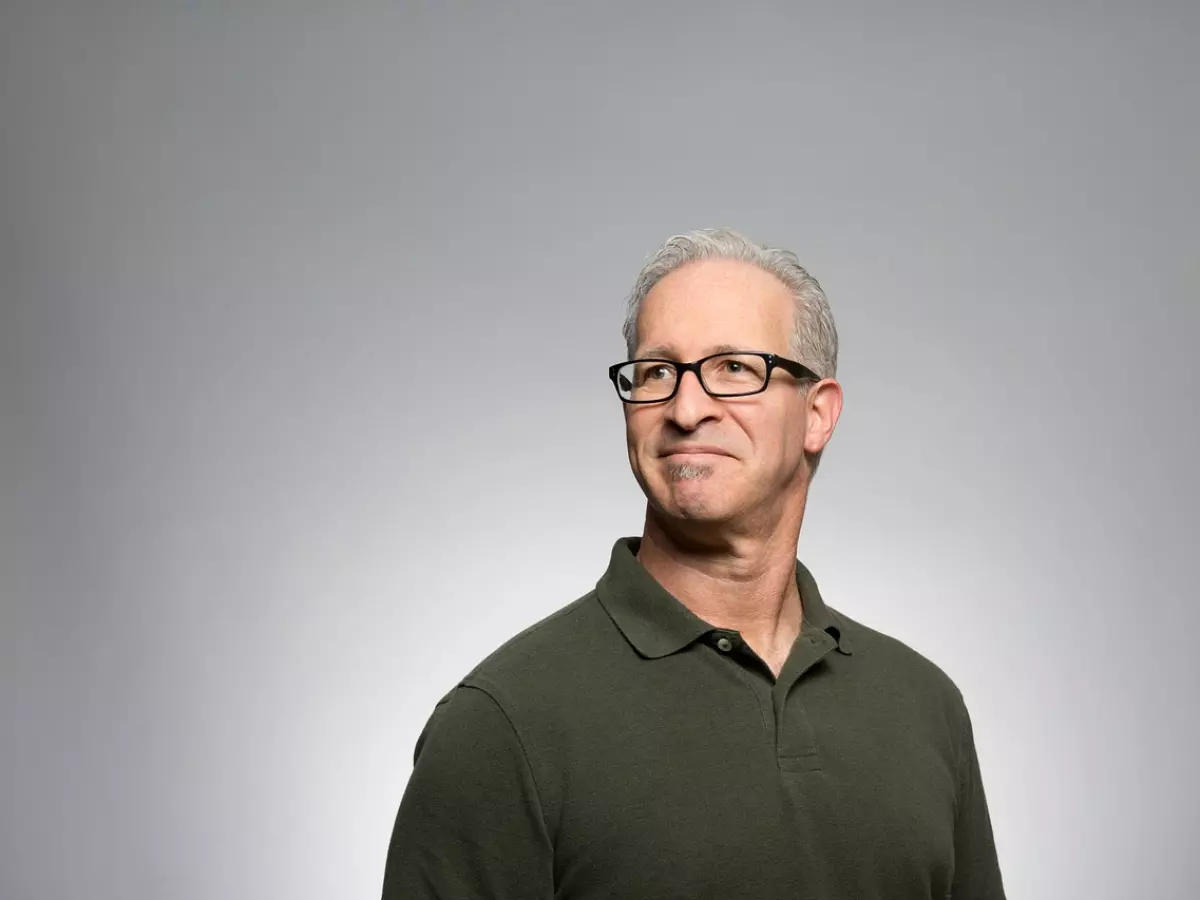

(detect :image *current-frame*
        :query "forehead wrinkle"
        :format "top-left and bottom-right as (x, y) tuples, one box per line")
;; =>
(635, 343), (754, 360)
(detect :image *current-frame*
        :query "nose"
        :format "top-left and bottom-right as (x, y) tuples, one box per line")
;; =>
(665, 366), (722, 431)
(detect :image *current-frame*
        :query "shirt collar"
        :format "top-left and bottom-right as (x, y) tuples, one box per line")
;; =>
(596, 537), (853, 659)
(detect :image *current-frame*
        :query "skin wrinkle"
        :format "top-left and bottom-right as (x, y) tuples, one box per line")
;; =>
(622, 257), (844, 676)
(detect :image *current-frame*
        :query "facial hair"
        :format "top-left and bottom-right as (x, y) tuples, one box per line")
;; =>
(665, 462), (713, 482)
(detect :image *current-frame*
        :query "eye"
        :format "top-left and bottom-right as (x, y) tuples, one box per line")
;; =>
(645, 365), (672, 381)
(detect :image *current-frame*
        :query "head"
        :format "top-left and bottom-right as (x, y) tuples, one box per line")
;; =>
(617, 228), (842, 533)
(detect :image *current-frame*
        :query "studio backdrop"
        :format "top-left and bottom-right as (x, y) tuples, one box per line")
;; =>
(2, 3), (1197, 899)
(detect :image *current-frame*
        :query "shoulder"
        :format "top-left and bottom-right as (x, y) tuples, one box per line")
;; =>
(447, 590), (612, 705)
(830, 606), (970, 717)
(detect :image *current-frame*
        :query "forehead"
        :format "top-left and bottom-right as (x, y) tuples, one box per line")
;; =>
(635, 258), (794, 357)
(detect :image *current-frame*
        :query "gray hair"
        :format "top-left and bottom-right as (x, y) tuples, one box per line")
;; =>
(621, 228), (838, 380)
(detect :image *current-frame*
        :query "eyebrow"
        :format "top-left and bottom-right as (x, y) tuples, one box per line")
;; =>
(636, 343), (746, 359)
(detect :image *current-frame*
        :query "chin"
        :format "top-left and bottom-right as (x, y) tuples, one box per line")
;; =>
(655, 482), (737, 523)
(634, 463), (742, 523)
(672, 503), (731, 523)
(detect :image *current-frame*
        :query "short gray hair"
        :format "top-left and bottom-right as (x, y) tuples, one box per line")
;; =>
(622, 228), (838, 380)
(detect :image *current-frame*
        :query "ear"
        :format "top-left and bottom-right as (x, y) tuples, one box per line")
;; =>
(803, 379), (843, 456)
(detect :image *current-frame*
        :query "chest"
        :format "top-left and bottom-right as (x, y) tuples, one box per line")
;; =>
(544, 655), (958, 899)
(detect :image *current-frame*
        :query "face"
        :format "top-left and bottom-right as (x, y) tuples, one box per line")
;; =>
(623, 258), (836, 528)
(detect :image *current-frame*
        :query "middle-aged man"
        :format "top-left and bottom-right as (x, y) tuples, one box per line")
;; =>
(382, 228), (1006, 899)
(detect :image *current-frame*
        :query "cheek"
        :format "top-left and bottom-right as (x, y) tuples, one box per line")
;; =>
(625, 414), (655, 457)
(727, 408), (770, 456)
(735, 407), (804, 465)
(623, 420), (661, 494)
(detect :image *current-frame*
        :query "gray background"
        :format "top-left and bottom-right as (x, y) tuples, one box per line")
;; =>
(2, 2), (1197, 899)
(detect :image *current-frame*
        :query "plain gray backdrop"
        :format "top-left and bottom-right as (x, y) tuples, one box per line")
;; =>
(2, 3), (1197, 899)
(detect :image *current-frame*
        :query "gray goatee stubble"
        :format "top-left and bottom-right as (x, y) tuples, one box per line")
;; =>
(665, 462), (713, 482)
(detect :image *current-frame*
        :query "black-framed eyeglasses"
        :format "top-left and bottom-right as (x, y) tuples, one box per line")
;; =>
(608, 351), (819, 404)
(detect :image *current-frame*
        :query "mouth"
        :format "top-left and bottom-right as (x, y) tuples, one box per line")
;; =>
(661, 447), (732, 460)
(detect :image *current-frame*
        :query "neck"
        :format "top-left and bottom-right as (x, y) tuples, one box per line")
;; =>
(636, 495), (809, 660)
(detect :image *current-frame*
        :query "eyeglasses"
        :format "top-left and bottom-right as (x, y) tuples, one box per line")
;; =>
(608, 351), (818, 404)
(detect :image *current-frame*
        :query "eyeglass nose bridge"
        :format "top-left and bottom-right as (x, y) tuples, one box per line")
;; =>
(669, 359), (713, 399)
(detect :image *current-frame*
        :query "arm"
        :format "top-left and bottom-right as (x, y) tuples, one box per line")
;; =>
(950, 700), (1006, 900)
(381, 685), (554, 899)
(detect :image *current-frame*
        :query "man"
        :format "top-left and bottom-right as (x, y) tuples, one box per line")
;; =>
(382, 228), (1006, 899)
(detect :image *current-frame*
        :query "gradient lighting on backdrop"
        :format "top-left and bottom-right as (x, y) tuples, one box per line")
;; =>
(1, 4), (1197, 900)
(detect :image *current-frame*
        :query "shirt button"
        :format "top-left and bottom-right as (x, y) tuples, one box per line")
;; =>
(716, 636), (734, 652)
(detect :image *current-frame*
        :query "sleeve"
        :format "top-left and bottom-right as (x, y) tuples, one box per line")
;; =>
(381, 684), (555, 900)
(950, 699), (1007, 900)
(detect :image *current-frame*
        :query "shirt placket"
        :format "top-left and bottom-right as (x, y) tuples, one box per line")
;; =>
(773, 630), (836, 774)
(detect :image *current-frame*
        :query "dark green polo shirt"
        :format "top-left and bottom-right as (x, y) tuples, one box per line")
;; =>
(383, 537), (1005, 899)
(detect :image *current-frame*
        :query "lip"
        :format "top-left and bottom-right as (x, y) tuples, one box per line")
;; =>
(660, 446), (734, 459)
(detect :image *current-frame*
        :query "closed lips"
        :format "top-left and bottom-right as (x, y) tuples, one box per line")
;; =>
(662, 446), (732, 457)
